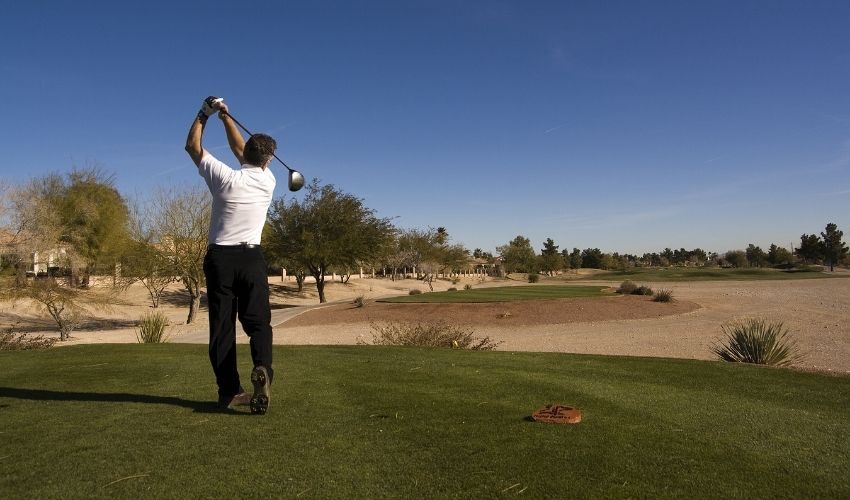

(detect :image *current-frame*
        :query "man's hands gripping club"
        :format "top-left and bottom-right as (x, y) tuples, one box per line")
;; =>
(199, 96), (224, 118)
(186, 96), (244, 166)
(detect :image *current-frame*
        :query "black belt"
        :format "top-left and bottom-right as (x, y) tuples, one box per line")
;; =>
(208, 243), (261, 249)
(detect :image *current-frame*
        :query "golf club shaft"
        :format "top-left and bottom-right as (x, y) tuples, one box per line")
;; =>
(222, 111), (295, 173)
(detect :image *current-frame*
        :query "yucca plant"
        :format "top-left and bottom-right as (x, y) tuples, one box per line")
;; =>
(712, 319), (802, 366)
(353, 295), (365, 308)
(135, 312), (170, 343)
(653, 289), (674, 302)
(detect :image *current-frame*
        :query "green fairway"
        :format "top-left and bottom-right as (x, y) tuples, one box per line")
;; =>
(380, 284), (612, 303)
(566, 267), (846, 282)
(1, 345), (849, 498)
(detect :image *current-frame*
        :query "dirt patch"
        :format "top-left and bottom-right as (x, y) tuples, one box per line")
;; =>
(282, 295), (700, 328)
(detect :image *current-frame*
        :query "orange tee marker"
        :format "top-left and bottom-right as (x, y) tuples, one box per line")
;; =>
(531, 404), (582, 424)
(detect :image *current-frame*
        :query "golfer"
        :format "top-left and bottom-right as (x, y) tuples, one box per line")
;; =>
(185, 96), (275, 414)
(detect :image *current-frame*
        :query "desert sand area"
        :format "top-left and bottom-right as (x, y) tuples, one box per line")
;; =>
(2, 272), (849, 374)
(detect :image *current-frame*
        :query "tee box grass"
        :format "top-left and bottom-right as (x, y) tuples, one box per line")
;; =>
(1, 344), (849, 498)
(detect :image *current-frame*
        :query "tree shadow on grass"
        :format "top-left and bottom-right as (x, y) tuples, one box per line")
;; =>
(0, 387), (250, 415)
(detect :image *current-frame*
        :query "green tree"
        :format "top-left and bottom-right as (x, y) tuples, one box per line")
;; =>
(767, 244), (793, 266)
(59, 170), (130, 282)
(746, 244), (767, 268)
(539, 238), (561, 275)
(580, 248), (605, 269)
(569, 248), (582, 269)
(496, 235), (536, 274)
(10, 169), (130, 286)
(265, 181), (394, 303)
(821, 223), (848, 272)
(796, 234), (823, 264)
(724, 250), (748, 268)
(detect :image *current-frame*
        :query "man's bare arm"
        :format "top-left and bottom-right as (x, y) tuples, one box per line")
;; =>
(185, 112), (209, 167)
(219, 105), (246, 165)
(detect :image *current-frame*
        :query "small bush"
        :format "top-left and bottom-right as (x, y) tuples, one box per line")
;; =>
(632, 285), (654, 296)
(712, 319), (802, 366)
(0, 328), (56, 351)
(617, 280), (637, 294)
(447, 287), (457, 291)
(464, 284), (472, 290)
(135, 312), (170, 344)
(353, 295), (365, 308)
(653, 289), (674, 302)
(528, 273), (540, 283)
(408, 289), (422, 295)
(366, 321), (502, 350)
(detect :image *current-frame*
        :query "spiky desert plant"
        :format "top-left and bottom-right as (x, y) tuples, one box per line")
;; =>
(712, 319), (802, 366)
(353, 295), (365, 308)
(653, 289), (674, 302)
(135, 312), (170, 343)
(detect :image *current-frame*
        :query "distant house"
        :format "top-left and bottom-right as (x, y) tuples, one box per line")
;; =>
(0, 229), (68, 277)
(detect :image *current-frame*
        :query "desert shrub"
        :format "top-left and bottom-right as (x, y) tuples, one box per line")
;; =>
(528, 273), (540, 283)
(408, 289), (422, 295)
(366, 321), (502, 351)
(135, 312), (170, 343)
(447, 287), (457, 291)
(464, 284), (472, 290)
(0, 328), (57, 351)
(617, 280), (638, 294)
(653, 289), (674, 302)
(632, 285), (654, 296)
(353, 295), (365, 308)
(712, 319), (802, 366)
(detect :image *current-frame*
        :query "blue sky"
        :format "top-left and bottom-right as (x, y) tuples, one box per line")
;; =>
(1, 0), (848, 255)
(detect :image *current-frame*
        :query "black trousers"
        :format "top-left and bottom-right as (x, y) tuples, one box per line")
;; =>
(203, 245), (274, 399)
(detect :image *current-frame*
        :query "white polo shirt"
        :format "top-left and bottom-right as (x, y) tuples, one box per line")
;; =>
(198, 153), (276, 245)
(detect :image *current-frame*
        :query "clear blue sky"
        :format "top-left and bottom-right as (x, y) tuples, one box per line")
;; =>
(1, 0), (848, 255)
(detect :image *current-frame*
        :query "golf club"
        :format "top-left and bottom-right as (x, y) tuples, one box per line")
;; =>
(222, 111), (305, 192)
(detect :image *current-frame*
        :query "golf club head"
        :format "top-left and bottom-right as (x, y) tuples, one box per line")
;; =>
(288, 170), (305, 191)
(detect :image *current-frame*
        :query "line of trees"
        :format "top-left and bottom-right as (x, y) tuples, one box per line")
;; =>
(494, 223), (847, 275)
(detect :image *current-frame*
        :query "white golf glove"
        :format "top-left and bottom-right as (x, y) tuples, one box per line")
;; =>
(199, 96), (224, 117)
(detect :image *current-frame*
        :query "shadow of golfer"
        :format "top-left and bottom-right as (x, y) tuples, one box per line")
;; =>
(0, 387), (242, 414)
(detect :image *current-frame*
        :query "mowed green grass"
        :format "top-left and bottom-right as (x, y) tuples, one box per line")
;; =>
(565, 267), (846, 282)
(1, 345), (849, 498)
(381, 285), (612, 303)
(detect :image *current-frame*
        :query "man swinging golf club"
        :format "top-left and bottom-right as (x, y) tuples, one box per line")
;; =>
(185, 96), (274, 414)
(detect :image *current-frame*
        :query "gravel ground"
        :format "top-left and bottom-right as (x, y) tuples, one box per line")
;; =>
(279, 278), (850, 374)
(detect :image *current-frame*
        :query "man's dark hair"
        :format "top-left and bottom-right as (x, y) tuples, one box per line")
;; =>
(244, 134), (277, 167)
